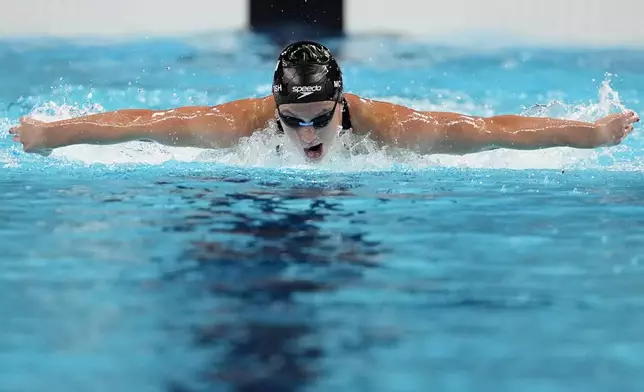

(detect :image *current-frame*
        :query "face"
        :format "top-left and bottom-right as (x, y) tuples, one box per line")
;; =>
(277, 99), (342, 162)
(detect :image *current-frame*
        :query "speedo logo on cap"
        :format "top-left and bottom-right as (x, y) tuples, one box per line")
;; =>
(292, 85), (322, 99)
(292, 85), (322, 93)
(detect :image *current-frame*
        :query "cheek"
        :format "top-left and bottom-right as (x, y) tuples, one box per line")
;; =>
(321, 127), (339, 143)
(282, 128), (300, 142)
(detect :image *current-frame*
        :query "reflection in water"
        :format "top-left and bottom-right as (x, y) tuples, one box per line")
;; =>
(160, 179), (382, 392)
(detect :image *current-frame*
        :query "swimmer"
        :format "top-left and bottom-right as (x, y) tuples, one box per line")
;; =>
(9, 40), (640, 161)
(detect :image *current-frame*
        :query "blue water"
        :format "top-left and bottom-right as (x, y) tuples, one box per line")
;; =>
(2, 33), (644, 392)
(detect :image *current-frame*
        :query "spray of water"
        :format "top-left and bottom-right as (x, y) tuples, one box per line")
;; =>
(2, 76), (640, 172)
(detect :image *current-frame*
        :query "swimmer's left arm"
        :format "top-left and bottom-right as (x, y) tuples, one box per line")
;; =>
(424, 112), (638, 154)
(345, 95), (639, 154)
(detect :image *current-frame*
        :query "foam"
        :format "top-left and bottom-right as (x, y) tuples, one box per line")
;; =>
(3, 77), (640, 172)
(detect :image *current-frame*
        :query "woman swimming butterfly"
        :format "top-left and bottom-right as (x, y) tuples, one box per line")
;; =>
(10, 41), (639, 162)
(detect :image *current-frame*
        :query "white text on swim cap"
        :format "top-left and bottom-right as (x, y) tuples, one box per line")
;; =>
(292, 85), (322, 100)
(292, 85), (322, 93)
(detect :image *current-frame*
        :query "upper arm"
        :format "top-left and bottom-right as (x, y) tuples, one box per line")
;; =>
(345, 93), (484, 154)
(204, 95), (276, 134)
(345, 94), (602, 154)
(151, 95), (276, 148)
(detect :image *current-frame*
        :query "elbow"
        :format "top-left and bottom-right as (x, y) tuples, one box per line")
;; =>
(435, 119), (494, 154)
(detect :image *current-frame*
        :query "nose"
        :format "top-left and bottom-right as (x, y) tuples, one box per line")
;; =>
(297, 127), (318, 144)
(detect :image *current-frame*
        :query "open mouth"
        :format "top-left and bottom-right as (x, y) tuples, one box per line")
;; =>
(303, 143), (324, 160)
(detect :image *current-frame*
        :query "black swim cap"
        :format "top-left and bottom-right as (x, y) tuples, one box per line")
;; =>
(272, 41), (343, 106)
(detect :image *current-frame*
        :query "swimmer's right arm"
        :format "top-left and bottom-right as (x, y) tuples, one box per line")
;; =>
(10, 96), (276, 155)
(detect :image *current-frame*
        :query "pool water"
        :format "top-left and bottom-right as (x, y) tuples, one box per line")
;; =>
(2, 33), (644, 392)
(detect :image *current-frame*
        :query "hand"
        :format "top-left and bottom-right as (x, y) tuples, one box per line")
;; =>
(593, 110), (639, 147)
(8, 117), (53, 156)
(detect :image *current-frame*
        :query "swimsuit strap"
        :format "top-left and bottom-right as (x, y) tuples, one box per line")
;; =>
(340, 97), (352, 131)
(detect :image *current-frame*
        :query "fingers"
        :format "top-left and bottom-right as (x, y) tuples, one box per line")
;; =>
(7, 117), (50, 156)
(622, 110), (640, 123)
(619, 110), (640, 125)
(9, 116), (45, 136)
(618, 114), (636, 143)
(8, 120), (23, 136)
(620, 111), (639, 139)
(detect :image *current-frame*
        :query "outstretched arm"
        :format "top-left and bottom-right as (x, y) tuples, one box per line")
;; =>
(345, 94), (639, 154)
(10, 96), (276, 155)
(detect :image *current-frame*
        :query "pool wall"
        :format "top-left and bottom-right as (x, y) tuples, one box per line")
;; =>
(0, 0), (642, 48)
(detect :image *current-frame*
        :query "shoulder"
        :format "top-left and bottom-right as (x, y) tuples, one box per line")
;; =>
(344, 93), (464, 124)
(342, 93), (415, 134)
(210, 95), (276, 129)
(343, 93), (379, 111)
(211, 95), (275, 114)
(342, 93), (375, 127)
(343, 93), (416, 117)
